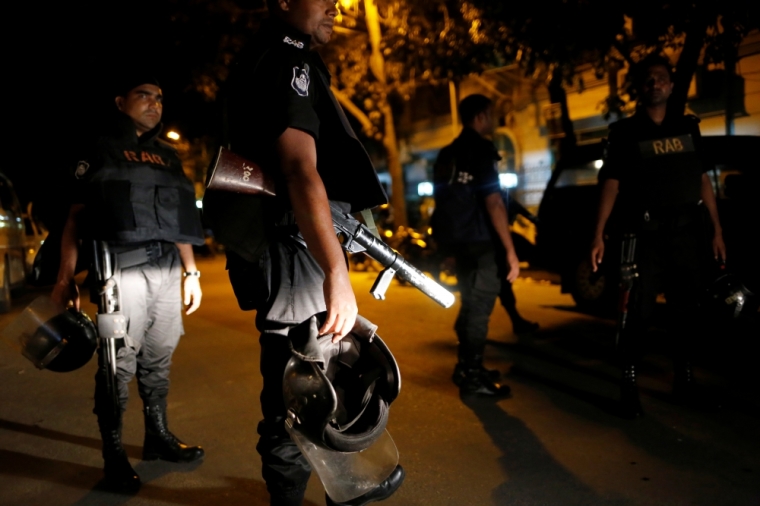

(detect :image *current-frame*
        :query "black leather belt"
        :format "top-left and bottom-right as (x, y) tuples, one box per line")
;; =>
(110, 242), (169, 270)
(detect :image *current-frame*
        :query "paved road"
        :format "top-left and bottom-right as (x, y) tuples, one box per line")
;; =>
(0, 256), (758, 506)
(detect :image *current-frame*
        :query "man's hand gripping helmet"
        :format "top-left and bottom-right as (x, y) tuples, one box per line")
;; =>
(283, 315), (401, 453)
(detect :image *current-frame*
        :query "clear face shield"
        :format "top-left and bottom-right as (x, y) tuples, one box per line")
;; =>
(1, 296), (66, 369)
(282, 314), (402, 503)
(1, 295), (97, 372)
(285, 416), (399, 503)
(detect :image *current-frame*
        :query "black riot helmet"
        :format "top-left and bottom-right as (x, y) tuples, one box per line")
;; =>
(23, 309), (98, 372)
(283, 315), (401, 453)
(704, 268), (756, 320)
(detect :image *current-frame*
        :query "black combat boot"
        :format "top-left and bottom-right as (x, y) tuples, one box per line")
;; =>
(325, 465), (406, 506)
(142, 398), (205, 462)
(452, 361), (499, 386)
(98, 412), (141, 493)
(619, 364), (643, 419)
(457, 355), (511, 397)
(672, 360), (721, 411)
(453, 343), (500, 387)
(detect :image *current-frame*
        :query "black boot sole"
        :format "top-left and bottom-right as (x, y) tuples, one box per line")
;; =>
(142, 448), (205, 463)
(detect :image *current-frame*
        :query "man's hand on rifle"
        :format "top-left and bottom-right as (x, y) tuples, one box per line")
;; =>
(320, 270), (358, 343)
(183, 276), (202, 315)
(590, 236), (605, 272)
(52, 278), (80, 311)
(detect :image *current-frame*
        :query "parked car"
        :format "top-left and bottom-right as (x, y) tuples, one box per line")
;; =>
(23, 202), (48, 275)
(0, 172), (30, 313)
(535, 135), (760, 313)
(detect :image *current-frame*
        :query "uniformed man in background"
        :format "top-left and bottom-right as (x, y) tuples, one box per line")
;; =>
(203, 1), (403, 505)
(52, 75), (206, 492)
(432, 93), (520, 397)
(590, 54), (726, 418)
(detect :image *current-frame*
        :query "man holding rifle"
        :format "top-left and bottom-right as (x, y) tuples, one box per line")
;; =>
(52, 75), (206, 492)
(590, 54), (725, 418)
(203, 0), (402, 505)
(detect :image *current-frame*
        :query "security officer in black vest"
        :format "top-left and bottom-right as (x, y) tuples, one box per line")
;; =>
(52, 76), (206, 491)
(591, 55), (726, 418)
(432, 94), (520, 397)
(203, 1), (402, 505)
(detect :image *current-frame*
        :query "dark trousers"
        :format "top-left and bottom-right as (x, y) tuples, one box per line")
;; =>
(94, 247), (183, 419)
(229, 238), (327, 504)
(453, 242), (501, 366)
(620, 217), (706, 366)
(257, 330), (313, 504)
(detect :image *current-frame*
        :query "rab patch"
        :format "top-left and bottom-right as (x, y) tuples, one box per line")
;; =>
(291, 64), (310, 97)
(74, 161), (90, 179)
(283, 36), (304, 49)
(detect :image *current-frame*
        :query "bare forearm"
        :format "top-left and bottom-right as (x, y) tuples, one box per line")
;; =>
(485, 194), (515, 254)
(700, 174), (722, 234)
(593, 179), (619, 239)
(57, 204), (83, 283)
(286, 170), (345, 276)
(175, 243), (197, 272)
(276, 128), (346, 277)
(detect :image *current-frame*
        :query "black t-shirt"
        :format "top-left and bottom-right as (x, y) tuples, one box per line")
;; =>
(432, 127), (501, 244)
(205, 18), (386, 262)
(433, 128), (500, 197)
(225, 18), (385, 212)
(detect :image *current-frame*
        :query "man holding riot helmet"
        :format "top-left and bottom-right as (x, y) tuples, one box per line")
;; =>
(52, 75), (206, 492)
(203, 1), (405, 505)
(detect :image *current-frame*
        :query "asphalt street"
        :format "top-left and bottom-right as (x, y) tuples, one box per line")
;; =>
(0, 256), (758, 506)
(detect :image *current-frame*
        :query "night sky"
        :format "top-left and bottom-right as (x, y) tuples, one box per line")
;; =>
(11, 1), (263, 224)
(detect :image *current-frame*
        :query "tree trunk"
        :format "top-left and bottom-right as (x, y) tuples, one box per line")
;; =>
(548, 67), (576, 164)
(364, 0), (407, 226)
(724, 48), (738, 135)
(671, 10), (711, 116)
(380, 101), (408, 227)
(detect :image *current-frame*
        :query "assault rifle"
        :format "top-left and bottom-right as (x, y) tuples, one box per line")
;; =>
(615, 233), (638, 348)
(92, 241), (127, 421)
(206, 147), (455, 308)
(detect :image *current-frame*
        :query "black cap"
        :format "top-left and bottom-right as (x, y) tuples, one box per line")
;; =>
(115, 73), (161, 98)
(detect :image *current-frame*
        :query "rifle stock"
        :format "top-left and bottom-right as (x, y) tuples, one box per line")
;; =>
(207, 146), (276, 196)
(206, 147), (455, 308)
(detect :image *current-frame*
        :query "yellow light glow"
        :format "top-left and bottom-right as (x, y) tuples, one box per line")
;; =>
(167, 131), (180, 141)
(416, 240), (427, 248)
(384, 230), (393, 238)
(339, 0), (356, 9)
(427, 227), (432, 235)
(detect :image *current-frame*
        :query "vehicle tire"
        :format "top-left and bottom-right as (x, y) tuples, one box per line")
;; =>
(568, 258), (615, 313)
(0, 259), (11, 314)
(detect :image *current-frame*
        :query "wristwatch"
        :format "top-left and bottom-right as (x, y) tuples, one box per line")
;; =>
(183, 271), (201, 278)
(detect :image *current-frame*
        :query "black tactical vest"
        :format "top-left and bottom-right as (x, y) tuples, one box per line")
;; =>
(607, 114), (705, 220)
(633, 132), (703, 208)
(81, 121), (205, 246)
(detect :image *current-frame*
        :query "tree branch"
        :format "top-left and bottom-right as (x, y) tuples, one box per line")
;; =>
(330, 86), (374, 135)
(612, 41), (636, 67)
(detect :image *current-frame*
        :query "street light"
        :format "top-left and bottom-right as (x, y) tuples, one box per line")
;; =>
(167, 130), (180, 141)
